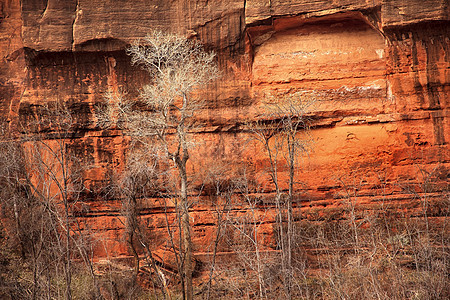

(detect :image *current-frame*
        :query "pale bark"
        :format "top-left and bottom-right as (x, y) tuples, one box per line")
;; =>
(99, 31), (218, 300)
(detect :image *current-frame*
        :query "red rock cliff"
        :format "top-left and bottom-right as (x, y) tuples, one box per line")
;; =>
(1, 0), (448, 260)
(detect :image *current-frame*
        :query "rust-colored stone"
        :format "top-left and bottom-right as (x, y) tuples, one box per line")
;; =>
(1, 0), (448, 272)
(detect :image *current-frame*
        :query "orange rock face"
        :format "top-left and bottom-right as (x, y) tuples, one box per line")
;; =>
(1, 0), (448, 262)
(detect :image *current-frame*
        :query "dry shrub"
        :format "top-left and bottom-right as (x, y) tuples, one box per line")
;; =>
(292, 200), (449, 300)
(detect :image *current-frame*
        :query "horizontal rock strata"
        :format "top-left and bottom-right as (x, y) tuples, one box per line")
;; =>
(1, 0), (448, 267)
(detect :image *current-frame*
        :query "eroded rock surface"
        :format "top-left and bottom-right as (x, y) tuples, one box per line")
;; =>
(1, 0), (448, 263)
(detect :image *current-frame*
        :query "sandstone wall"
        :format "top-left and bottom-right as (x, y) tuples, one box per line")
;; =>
(1, 0), (448, 259)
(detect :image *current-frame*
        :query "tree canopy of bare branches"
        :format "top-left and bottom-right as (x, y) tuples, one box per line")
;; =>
(248, 92), (315, 299)
(98, 30), (219, 300)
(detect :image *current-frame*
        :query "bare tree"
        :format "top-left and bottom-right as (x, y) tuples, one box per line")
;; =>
(98, 30), (219, 300)
(208, 172), (275, 300)
(0, 124), (41, 299)
(110, 144), (171, 299)
(201, 165), (234, 300)
(230, 176), (270, 300)
(0, 102), (103, 299)
(21, 101), (87, 300)
(248, 92), (314, 299)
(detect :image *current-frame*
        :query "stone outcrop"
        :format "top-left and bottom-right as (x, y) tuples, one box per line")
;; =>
(1, 0), (448, 264)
